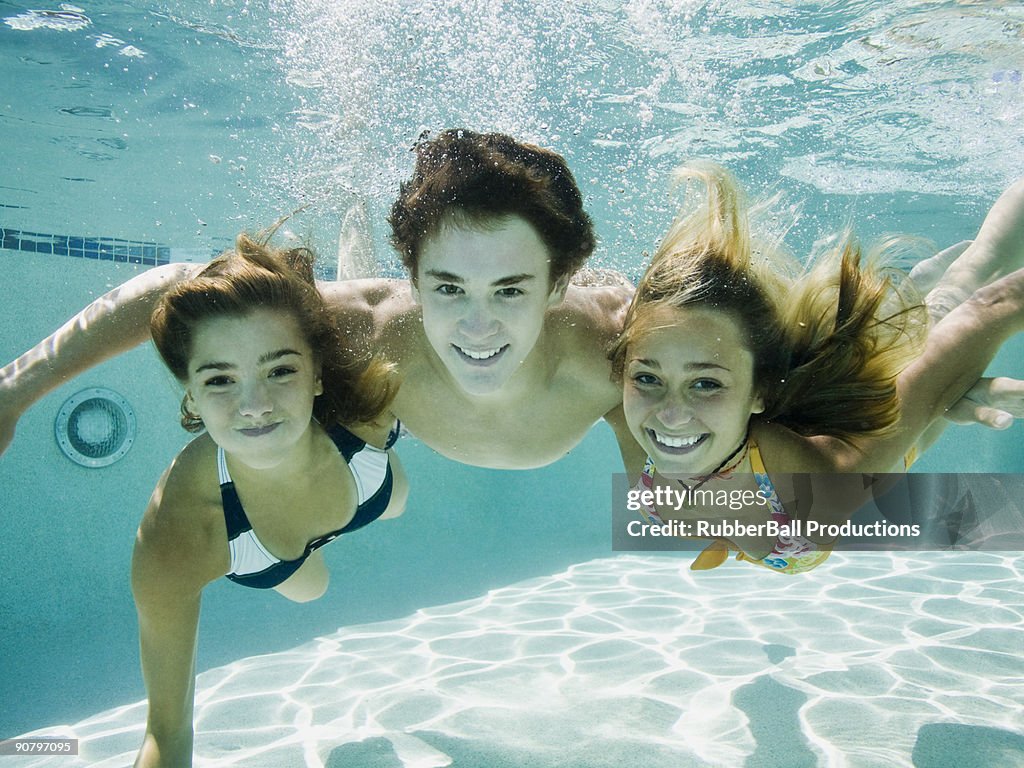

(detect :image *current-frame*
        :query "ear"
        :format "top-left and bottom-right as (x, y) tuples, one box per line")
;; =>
(546, 274), (569, 307)
(409, 277), (421, 305)
(751, 393), (765, 415)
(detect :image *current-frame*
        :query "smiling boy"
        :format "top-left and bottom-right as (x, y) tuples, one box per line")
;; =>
(318, 129), (637, 468)
(0, 130), (640, 470)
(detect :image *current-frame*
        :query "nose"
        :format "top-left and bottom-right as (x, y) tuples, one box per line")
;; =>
(238, 380), (273, 418)
(457, 300), (500, 341)
(656, 393), (694, 429)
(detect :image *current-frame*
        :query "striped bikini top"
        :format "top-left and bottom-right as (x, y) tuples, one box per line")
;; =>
(218, 423), (398, 589)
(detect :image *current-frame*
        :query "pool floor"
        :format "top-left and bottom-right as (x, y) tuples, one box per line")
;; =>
(11, 553), (1024, 768)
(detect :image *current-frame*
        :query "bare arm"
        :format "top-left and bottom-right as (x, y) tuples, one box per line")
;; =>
(132, 457), (224, 768)
(916, 244), (1019, 435)
(0, 263), (200, 455)
(604, 404), (648, 480)
(841, 268), (1024, 472)
(132, 570), (201, 768)
(567, 277), (638, 475)
(908, 177), (1024, 437)
(924, 177), (1024, 321)
(318, 277), (402, 360)
(908, 240), (972, 298)
(0, 271), (397, 458)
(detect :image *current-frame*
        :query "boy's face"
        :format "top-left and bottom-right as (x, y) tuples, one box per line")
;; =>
(413, 215), (567, 396)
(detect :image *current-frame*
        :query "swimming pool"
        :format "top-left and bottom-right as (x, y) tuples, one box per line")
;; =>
(2, 1), (1022, 765)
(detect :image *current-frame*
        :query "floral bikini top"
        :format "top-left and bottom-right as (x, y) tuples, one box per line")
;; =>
(634, 441), (833, 575)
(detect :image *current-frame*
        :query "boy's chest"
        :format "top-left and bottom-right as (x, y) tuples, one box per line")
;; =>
(392, 378), (615, 469)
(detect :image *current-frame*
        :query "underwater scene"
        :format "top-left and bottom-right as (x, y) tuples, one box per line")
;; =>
(1, 1), (1022, 766)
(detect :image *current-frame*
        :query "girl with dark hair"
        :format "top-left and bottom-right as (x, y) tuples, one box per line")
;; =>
(133, 234), (406, 767)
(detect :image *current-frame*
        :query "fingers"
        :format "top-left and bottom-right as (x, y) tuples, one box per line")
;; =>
(971, 375), (1024, 415)
(944, 376), (1024, 427)
(945, 401), (1014, 429)
(910, 240), (972, 294)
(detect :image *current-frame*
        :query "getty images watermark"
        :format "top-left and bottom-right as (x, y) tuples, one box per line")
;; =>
(611, 473), (1024, 553)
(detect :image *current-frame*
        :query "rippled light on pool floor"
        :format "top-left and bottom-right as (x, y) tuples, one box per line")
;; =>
(12, 553), (1024, 768)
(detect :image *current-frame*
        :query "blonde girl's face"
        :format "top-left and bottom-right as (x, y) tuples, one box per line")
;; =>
(186, 308), (322, 469)
(622, 305), (765, 477)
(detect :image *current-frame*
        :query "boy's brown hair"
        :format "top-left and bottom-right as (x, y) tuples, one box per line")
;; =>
(389, 129), (596, 284)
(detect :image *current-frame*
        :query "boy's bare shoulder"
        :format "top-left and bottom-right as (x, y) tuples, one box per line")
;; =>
(559, 271), (634, 343)
(318, 278), (419, 351)
(319, 278), (413, 320)
(545, 273), (633, 396)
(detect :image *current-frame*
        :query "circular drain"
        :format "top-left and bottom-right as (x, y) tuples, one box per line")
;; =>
(55, 388), (136, 467)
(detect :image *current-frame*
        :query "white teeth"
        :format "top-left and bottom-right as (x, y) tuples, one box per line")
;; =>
(653, 431), (701, 448)
(457, 346), (503, 360)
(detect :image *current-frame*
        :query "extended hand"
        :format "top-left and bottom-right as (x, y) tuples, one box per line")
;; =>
(945, 376), (1024, 429)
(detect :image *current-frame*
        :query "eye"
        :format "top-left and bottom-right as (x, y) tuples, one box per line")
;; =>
(692, 378), (723, 391)
(202, 375), (233, 388)
(270, 366), (298, 379)
(631, 372), (661, 387)
(496, 286), (524, 298)
(435, 284), (463, 296)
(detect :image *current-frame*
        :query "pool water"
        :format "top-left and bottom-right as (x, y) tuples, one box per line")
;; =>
(2, 1), (1022, 765)
(11, 552), (1024, 767)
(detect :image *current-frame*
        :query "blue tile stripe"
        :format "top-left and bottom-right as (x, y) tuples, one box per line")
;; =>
(0, 227), (170, 265)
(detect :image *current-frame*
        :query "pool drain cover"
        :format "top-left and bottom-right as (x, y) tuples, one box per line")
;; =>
(55, 387), (136, 467)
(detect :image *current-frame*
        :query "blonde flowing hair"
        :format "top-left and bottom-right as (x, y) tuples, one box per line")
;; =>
(610, 162), (926, 441)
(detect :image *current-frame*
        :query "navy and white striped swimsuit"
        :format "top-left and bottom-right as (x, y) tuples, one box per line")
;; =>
(218, 424), (397, 589)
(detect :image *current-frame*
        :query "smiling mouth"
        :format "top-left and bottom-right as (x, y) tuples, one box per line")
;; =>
(647, 429), (707, 453)
(452, 344), (509, 366)
(239, 423), (281, 437)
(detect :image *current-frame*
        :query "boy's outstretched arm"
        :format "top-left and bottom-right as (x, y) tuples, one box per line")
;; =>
(0, 263), (200, 455)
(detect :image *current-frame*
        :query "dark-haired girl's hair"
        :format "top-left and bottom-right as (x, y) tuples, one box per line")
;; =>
(150, 233), (394, 432)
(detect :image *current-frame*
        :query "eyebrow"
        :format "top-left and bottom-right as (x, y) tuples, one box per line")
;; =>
(194, 348), (303, 374)
(423, 269), (537, 287)
(629, 358), (730, 372)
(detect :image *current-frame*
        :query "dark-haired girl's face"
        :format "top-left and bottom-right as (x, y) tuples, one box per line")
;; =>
(186, 309), (322, 468)
(623, 305), (764, 476)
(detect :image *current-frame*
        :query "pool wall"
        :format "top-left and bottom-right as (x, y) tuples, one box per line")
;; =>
(0, 241), (621, 737)
(3, 202), (1023, 737)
